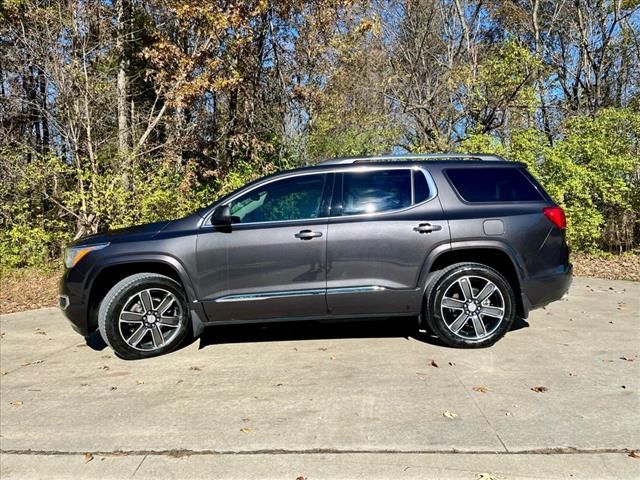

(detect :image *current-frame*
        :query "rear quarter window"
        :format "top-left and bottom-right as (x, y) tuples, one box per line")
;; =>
(446, 167), (543, 203)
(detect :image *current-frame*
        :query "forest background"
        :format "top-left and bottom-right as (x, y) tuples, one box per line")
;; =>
(1, 0), (638, 297)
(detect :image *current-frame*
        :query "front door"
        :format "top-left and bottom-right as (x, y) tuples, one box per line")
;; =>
(197, 172), (332, 321)
(326, 167), (450, 316)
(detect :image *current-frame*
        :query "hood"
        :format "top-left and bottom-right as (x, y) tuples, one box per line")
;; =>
(73, 220), (171, 246)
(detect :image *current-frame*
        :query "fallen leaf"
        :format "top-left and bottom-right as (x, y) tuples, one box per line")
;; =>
(296, 477), (307, 480)
(84, 453), (94, 463)
(477, 473), (499, 480)
(429, 360), (439, 368)
(80, 383), (89, 387)
(472, 386), (489, 393)
(34, 331), (47, 336)
(274, 383), (283, 387)
(620, 356), (635, 362)
(531, 386), (548, 393)
(189, 366), (202, 371)
(240, 428), (251, 433)
(10, 400), (23, 407)
(443, 410), (458, 419)
(628, 450), (639, 459)
(241, 418), (251, 422)
(317, 347), (328, 351)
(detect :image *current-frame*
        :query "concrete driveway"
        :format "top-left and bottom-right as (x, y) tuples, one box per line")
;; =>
(1, 277), (639, 479)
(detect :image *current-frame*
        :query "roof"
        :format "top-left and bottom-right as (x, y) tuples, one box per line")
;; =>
(318, 153), (505, 165)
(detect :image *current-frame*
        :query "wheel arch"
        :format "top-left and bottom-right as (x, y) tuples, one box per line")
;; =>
(86, 256), (199, 333)
(420, 242), (527, 318)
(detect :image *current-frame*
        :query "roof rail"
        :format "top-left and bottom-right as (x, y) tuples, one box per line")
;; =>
(318, 153), (505, 165)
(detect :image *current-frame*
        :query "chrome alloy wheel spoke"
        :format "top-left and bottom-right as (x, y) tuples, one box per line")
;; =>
(127, 324), (149, 347)
(480, 305), (504, 318)
(449, 311), (470, 333)
(441, 297), (466, 310)
(150, 324), (165, 348)
(457, 277), (473, 301)
(157, 316), (180, 327)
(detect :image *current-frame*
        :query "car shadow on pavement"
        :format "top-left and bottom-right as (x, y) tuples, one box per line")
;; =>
(196, 316), (530, 350)
(84, 317), (529, 353)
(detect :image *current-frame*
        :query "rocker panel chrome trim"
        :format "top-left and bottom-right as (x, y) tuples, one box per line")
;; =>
(214, 286), (388, 303)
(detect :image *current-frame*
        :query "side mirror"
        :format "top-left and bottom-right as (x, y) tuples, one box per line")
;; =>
(212, 205), (232, 225)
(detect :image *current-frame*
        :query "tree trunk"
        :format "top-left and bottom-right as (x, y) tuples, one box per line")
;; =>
(116, 0), (131, 187)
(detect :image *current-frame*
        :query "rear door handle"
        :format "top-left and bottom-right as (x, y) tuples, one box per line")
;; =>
(295, 230), (323, 240)
(414, 223), (442, 234)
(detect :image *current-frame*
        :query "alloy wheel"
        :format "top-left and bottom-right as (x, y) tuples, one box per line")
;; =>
(118, 288), (184, 352)
(439, 275), (505, 341)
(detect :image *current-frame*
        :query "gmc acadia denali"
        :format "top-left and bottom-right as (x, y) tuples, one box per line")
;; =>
(60, 154), (572, 359)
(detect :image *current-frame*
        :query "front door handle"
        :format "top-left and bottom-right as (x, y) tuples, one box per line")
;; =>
(414, 223), (442, 234)
(295, 230), (323, 240)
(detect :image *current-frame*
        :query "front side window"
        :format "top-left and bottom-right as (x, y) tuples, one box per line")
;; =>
(339, 170), (412, 215)
(229, 174), (326, 223)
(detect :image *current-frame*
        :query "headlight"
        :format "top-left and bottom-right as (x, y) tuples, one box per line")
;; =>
(64, 243), (110, 269)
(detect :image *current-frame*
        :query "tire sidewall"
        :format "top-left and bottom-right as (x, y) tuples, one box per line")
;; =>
(426, 264), (516, 348)
(100, 275), (189, 360)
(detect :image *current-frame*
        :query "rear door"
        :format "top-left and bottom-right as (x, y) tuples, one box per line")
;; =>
(326, 166), (449, 316)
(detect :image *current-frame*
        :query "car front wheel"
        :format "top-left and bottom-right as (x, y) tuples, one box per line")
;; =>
(98, 273), (190, 360)
(424, 262), (516, 348)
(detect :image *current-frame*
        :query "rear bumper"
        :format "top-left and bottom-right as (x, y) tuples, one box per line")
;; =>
(521, 263), (573, 315)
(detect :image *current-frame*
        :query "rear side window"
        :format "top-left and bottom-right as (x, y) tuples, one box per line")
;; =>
(340, 170), (411, 215)
(446, 167), (543, 203)
(413, 170), (431, 203)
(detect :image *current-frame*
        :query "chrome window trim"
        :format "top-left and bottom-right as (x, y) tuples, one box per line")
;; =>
(201, 165), (438, 228)
(214, 285), (389, 303)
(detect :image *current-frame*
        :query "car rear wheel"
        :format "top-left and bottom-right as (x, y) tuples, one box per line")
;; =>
(424, 262), (516, 348)
(98, 273), (190, 360)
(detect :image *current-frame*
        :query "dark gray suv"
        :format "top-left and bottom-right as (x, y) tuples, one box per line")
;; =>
(60, 154), (572, 359)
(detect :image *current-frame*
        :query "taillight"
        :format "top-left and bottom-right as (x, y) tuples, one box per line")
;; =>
(543, 206), (566, 229)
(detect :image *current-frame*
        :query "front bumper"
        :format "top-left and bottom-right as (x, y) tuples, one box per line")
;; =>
(521, 263), (573, 315)
(59, 270), (92, 337)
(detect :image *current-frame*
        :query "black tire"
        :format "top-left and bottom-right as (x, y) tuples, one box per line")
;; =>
(424, 262), (516, 348)
(98, 273), (190, 360)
